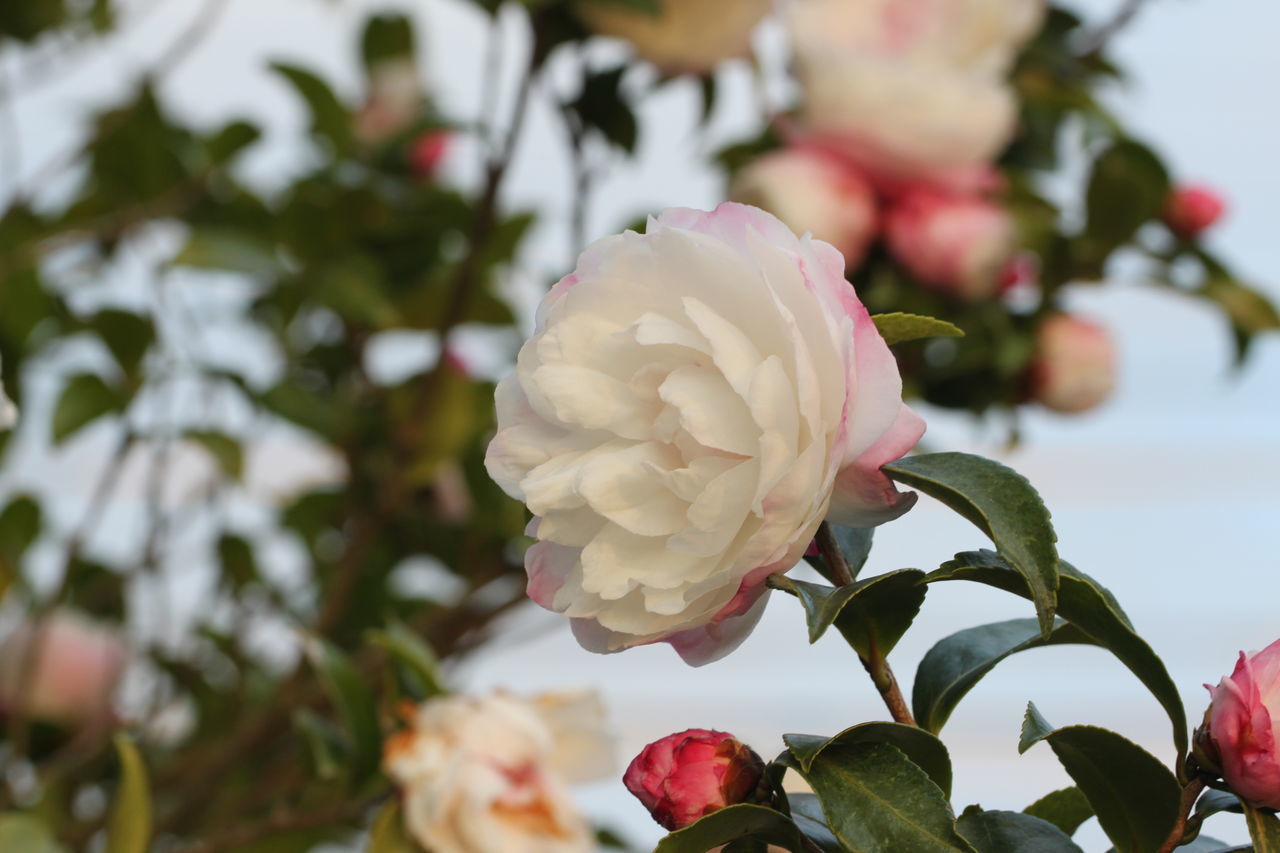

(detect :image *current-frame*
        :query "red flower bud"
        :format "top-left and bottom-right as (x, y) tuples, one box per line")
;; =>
(623, 729), (766, 830)
(1164, 185), (1226, 239)
(409, 130), (449, 178)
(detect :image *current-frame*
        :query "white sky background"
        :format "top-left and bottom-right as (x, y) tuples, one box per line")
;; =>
(4, 0), (1280, 849)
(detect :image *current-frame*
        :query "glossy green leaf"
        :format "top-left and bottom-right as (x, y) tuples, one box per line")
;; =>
(366, 621), (445, 699)
(785, 794), (843, 852)
(0, 815), (67, 853)
(1168, 838), (1234, 853)
(929, 551), (1187, 756)
(1019, 705), (1181, 853)
(105, 734), (152, 853)
(1246, 805), (1280, 853)
(884, 453), (1059, 635)
(186, 430), (243, 480)
(305, 636), (382, 781)
(872, 312), (965, 346)
(1024, 787), (1094, 836)
(956, 808), (1085, 852)
(784, 742), (975, 853)
(770, 569), (925, 658)
(652, 804), (813, 853)
(913, 618), (1092, 733)
(1193, 790), (1242, 822)
(53, 373), (123, 443)
(829, 524), (874, 580)
(366, 800), (420, 853)
(785, 721), (953, 798)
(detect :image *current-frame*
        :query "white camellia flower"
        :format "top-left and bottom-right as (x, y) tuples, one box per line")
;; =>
(577, 0), (772, 74)
(486, 203), (924, 665)
(730, 147), (879, 271)
(530, 690), (617, 784)
(384, 691), (602, 853)
(789, 0), (1044, 184)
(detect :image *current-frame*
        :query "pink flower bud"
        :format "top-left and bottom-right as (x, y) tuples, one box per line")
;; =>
(0, 611), (127, 725)
(409, 131), (449, 178)
(884, 189), (1015, 301)
(1028, 314), (1116, 414)
(1164, 185), (1226, 239)
(623, 729), (766, 831)
(1203, 639), (1280, 809)
(730, 147), (879, 270)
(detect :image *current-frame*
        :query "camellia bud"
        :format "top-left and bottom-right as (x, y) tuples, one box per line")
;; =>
(1201, 639), (1280, 809)
(730, 147), (879, 270)
(884, 188), (1015, 301)
(0, 610), (127, 725)
(1164, 184), (1226, 240)
(623, 729), (767, 831)
(1028, 313), (1117, 414)
(408, 130), (449, 178)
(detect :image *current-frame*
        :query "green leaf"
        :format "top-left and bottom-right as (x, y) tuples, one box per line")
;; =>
(828, 524), (874, 580)
(1168, 838), (1234, 853)
(929, 551), (1187, 756)
(86, 310), (153, 381)
(785, 794), (843, 852)
(1245, 805), (1280, 853)
(366, 622), (445, 699)
(956, 808), (1085, 852)
(1019, 705), (1181, 853)
(770, 570), (925, 657)
(884, 453), (1059, 635)
(271, 63), (354, 154)
(217, 534), (259, 590)
(872, 313), (965, 346)
(366, 800), (421, 852)
(1084, 139), (1170, 251)
(1193, 790), (1242, 822)
(0, 495), (42, 590)
(186, 430), (243, 480)
(207, 120), (262, 164)
(652, 804), (814, 853)
(0, 815), (67, 853)
(569, 65), (638, 154)
(294, 708), (346, 782)
(105, 734), (152, 853)
(785, 722), (953, 798)
(913, 618), (1093, 733)
(783, 742), (976, 853)
(579, 0), (663, 15)
(53, 373), (123, 444)
(305, 636), (382, 781)
(1024, 787), (1094, 836)
(174, 227), (280, 279)
(361, 14), (416, 67)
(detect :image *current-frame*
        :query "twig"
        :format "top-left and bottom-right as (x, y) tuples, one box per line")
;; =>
(1155, 777), (1207, 853)
(813, 523), (916, 726)
(169, 791), (388, 853)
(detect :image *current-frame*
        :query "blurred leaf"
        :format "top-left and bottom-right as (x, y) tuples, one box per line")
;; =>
(873, 313), (965, 347)
(653, 804), (813, 853)
(186, 430), (243, 480)
(780, 742), (975, 853)
(52, 373), (124, 443)
(85, 310), (153, 382)
(295, 708), (346, 782)
(105, 734), (152, 853)
(305, 636), (382, 781)
(0, 0), (68, 41)
(929, 552), (1187, 757)
(770, 570), (925, 658)
(83, 86), (191, 205)
(0, 814), (66, 853)
(207, 119), (262, 164)
(956, 808), (1084, 852)
(913, 618), (1092, 734)
(579, 0), (662, 12)
(217, 534), (259, 590)
(1024, 787), (1094, 836)
(366, 800), (422, 852)
(569, 65), (638, 154)
(367, 621), (445, 700)
(1019, 704), (1180, 853)
(1084, 140), (1170, 255)
(271, 63), (354, 154)
(174, 228), (280, 279)
(885, 453), (1059, 636)
(362, 14), (415, 67)
(785, 722), (953, 798)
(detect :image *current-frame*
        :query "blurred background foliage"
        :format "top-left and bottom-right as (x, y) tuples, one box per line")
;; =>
(0, 0), (1275, 850)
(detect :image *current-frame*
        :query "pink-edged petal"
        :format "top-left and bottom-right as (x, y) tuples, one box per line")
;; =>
(828, 404), (926, 528)
(665, 589), (771, 667)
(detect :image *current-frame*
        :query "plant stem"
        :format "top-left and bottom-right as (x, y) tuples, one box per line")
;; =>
(812, 523), (916, 726)
(1155, 777), (1207, 853)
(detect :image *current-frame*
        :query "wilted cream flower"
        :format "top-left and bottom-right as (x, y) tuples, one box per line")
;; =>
(383, 691), (609, 853)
